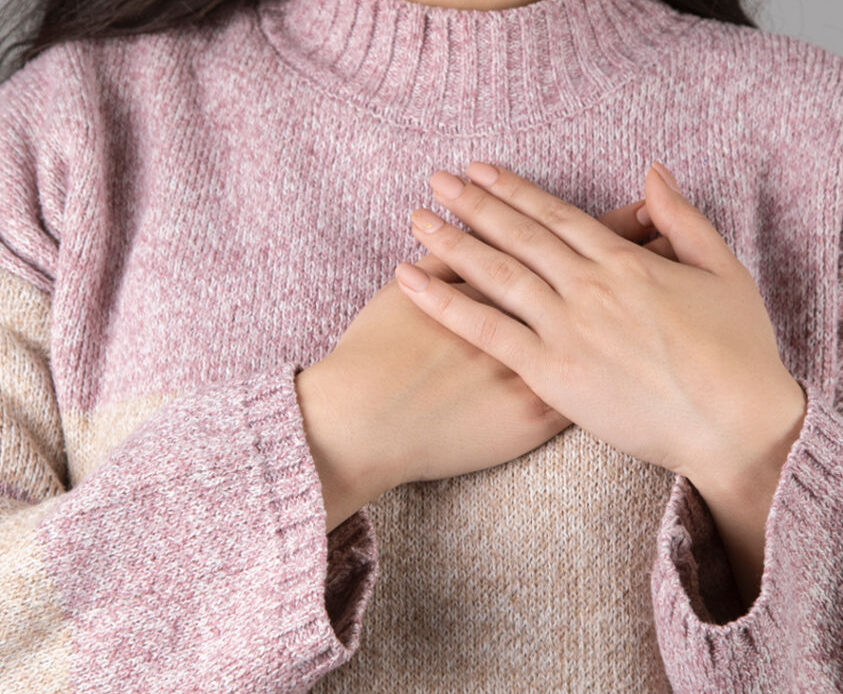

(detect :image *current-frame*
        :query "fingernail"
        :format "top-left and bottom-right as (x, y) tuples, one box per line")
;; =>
(395, 262), (430, 291)
(429, 170), (465, 199)
(410, 208), (444, 234)
(652, 161), (682, 194)
(635, 203), (652, 227)
(465, 161), (499, 186)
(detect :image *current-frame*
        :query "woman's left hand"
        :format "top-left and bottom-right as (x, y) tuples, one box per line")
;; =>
(394, 161), (807, 500)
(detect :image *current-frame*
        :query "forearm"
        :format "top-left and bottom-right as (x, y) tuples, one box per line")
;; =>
(694, 469), (780, 610)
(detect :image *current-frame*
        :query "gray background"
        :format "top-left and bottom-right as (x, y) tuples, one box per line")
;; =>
(752, 0), (843, 56)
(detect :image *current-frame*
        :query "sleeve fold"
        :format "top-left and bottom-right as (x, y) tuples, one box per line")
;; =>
(4, 355), (378, 693)
(650, 378), (843, 692)
(242, 362), (380, 670)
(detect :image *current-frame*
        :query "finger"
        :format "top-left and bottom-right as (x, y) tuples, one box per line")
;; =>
(458, 162), (630, 261)
(596, 197), (678, 261)
(452, 281), (530, 327)
(414, 222), (498, 283)
(424, 171), (587, 290)
(410, 210), (558, 331)
(642, 234), (678, 262)
(642, 161), (739, 275)
(420, 196), (667, 276)
(597, 199), (657, 245)
(414, 252), (463, 282)
(393, 261), (543, 374)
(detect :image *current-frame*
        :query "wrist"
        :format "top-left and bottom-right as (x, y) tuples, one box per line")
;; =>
(689, 373), (807, 504)
(685, 375), (807, 608)
(295, 360), (397, 532)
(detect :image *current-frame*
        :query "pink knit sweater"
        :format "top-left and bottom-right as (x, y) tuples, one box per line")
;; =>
(0, 0), (841, 691)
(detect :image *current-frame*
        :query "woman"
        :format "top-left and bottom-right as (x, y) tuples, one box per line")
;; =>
(0, 0), (839, 691)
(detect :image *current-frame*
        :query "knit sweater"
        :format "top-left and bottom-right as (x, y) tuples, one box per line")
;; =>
(0, 0), (841, 691)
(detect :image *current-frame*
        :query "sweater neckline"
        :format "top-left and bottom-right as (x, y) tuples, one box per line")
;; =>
(256, 0), (703, 134)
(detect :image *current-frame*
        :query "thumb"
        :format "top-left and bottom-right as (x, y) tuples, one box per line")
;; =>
(641, 161), (737, 274)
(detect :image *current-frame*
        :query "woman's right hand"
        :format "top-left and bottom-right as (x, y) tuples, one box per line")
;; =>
(295, 197), (672, 532)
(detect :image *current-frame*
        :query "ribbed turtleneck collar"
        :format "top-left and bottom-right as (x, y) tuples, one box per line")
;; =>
(257, 0), (702, 134)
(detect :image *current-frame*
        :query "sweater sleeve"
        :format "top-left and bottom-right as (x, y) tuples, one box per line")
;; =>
(0, 45), (378, 693)
(649, 225), (843, 687)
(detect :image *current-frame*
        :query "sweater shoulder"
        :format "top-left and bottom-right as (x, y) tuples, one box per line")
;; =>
(0, 40), (78, 132)
(676, 18), (843, 146)
(28, 3), (263, 114)
(680, 16), (843, 89)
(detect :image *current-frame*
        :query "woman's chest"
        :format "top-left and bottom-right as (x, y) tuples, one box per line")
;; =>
(51, 106), (835, 427)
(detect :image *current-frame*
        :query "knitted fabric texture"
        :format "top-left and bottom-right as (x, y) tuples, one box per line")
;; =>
(0, 0), (841, 691)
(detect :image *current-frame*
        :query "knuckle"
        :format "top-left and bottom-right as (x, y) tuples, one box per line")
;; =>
(531, 344), (574, 386)
(486, 255), (518, 285)
(570, 268), (617, 311)
(504, 176), (530, 202)
(588, 280), (617, 310)
(466, 192), (490, 217)
(517, 274), (549, 317)
(569, 264), (602, 292)
(688, 207), (712, 227)
(476, 312), (499, 350)
(437, 227), (465, 253)
(540, 200), (575, 229)
(609, 246), (655, 281)
(528, 274), (553, 306)
(433, 288), (455, 315)
(510, 219), (540, 246)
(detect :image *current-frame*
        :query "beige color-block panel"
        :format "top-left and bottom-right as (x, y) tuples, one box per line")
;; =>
(314, 425), (676, 693)
(0, 496), (71, 694)
(0, 268), (51, 351)
(0, 267), (177, 491)
(62, 391), (174, 487)
(0, 269), (65, 490)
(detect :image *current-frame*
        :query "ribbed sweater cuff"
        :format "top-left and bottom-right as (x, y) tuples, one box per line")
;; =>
(243, 361), (379, 690)
(650, 379), (842, 690)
